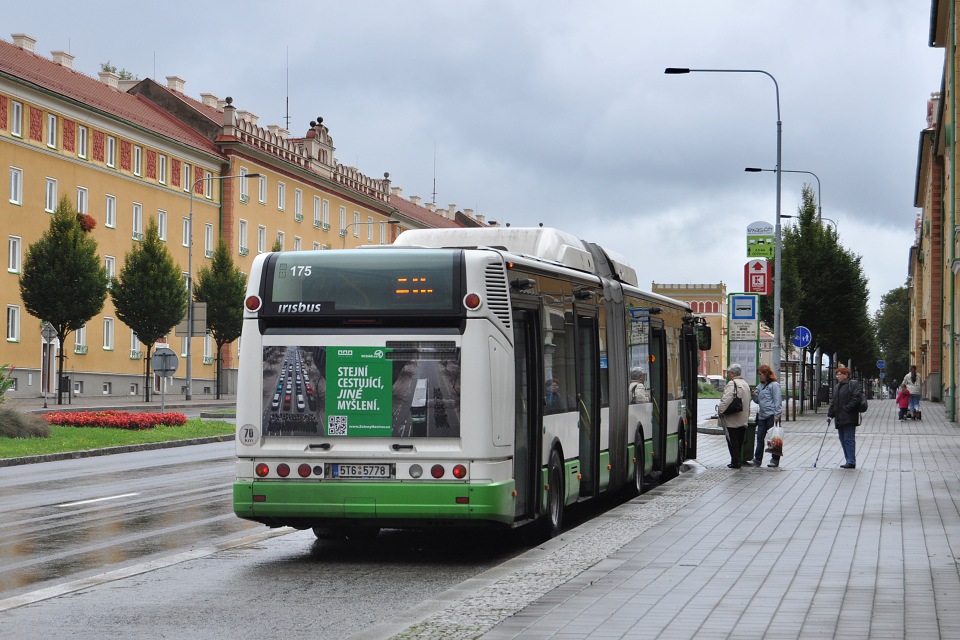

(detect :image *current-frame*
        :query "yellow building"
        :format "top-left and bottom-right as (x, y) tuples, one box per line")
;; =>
(0, 33), (401, 399)
(651, 282), (727, 377)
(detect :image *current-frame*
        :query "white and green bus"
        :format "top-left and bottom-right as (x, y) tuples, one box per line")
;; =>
(233, 227), (710, 540)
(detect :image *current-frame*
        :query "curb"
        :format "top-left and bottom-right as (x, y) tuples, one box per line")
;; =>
(0, 434), (236, 468)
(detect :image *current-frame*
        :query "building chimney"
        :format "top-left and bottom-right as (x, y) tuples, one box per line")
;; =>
(200, 93), (219, 108)
(51, 50), (74, 69)
(165, 75), (186, 93)
(237, 110), (259, 126)
(98, 71), (119, 89)
(475, 214), (484, 224)
(427, 202), (436, 213)
(409, 195), (421, 206)
(118, 79), (139, 92)
(391, 186), (402, 197)
(11, 34), (36, 53)
(267, 124), (289, 139)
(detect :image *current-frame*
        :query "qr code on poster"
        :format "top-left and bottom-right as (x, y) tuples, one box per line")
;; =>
(328, 415), (348, 435)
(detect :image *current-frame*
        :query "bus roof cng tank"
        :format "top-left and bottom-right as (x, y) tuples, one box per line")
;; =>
(392, 227), (637, 286)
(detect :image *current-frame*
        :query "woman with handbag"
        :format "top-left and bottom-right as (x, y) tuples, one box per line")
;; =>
(718, 363), (751, 469)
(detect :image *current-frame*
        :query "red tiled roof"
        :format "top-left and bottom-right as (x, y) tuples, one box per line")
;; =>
(390, 194), (463, 228)
(0, 39), (221, 157)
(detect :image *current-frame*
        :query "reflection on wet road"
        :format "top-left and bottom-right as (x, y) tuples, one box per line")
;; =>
(0, 442), (259, 599)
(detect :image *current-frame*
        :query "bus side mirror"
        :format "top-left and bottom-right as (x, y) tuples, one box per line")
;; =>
(696, 325), (712, 351)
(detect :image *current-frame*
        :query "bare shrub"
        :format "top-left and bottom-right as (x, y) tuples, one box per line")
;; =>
(0, 408), (51, 439)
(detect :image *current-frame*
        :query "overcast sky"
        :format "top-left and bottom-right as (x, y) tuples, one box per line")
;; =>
(7, 1), (943, 316)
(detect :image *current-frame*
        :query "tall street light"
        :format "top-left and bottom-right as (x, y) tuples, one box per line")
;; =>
(341, 219), (400, 248)
(665, 66), (784, 371)
(745, 167), (821, 221)
(186, 172), (259, 401)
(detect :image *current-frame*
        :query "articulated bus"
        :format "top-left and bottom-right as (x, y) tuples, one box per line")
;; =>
(233, 227), (710, 540)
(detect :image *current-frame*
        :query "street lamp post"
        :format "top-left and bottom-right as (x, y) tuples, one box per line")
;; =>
(666, 66), (783, 371)
(340, 219), (400, 248)
(185, 172), (259, 401)
(745, 168), (821, 221)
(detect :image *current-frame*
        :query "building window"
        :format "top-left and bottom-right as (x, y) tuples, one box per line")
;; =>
(313, 241), (320, 250)
(10, 101), (22, 137)
(6, 305), (19, 342)
(157, 210), (167, 240)
(182, 218), (190, 247)
(240, 167), (249, 201)
(104, 255), (116, 287)
(239, 219), (248, 255)
(204, 223), (214, 258)
(323, 199), (330, 227)
(45, 178), (57, 212)
(103, 317), (114, 350)
(313, 196), (321, 227)
(9, 167), (22, 205)
(294, 188), (302, 220)
(183, 163), (192, 192)
(76, 187), (88, 214)
(257, 225), (266, 254)
(46, 113), (57, 148)
(276, 231), (285, 250)
(74, 324), (87, 354)
(204, 171), (213, 198)
(8, 236), (21, 273)
(203, 334), (213, 361)
(133, 146), (143, 176)
(367, 216), (374, 241)
(132, 203), (143, 241)
(277, 182), (286, 210)
(380, 222), (387, 245)
(78, 126), (88, 159)
(339, 205), (347, 234)
(258, 175), (267, 204)
(106, 136), (116, 167)
(294, 236), (301, 251)
(158, 155), (167, 184)
(130, 330), (141, 360)
(105, 194), (117, 228)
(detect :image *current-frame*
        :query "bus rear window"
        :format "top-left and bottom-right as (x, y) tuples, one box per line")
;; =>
(262, 249), (461, 316)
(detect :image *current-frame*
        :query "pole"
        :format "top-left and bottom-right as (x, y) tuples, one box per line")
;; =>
(186, 184), (194, 400)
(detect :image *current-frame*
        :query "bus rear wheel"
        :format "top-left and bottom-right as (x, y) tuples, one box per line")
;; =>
(541, 450), (564, 538)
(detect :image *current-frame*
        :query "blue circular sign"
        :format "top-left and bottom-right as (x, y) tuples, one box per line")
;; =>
(876, 360), (886, 369)
(791, 326), (812, 348)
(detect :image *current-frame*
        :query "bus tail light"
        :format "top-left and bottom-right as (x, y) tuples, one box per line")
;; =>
(463, 293), (482, 310)
(245, 295), (262, 311)
(255, 463), (269, 477)
(452, 464), (467, 479)
(409, 464), (423, 478)
(431, 464), (445, 478)
(299, 464), (312, 478)
(277, 463), (290, 478)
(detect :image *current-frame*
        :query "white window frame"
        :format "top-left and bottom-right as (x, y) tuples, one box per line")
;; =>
(133, 146), (143, 176)
(339, 205), (347, 234)
(380, 222), (387, 245)
(183, 163), (192, 192)
(313, 241), (321, 251)
(354, 212), (361, 237)
(367, 216), (374, 241)
(203, 334), (213, 360)
(103, 317), (114, 350)
(276, 231), (285, 250)
(132, 202), (143, 241)
(106, 136), (116, 168)
(104, 255), (115, 287)
(10, 101), (22, 137)
(131, 330), (141, 355)
(45, 178), (57, 212)
(323, 199), (330, 227)
(204, 171), (213, 198)
(105, 194), (117, 228)
(294, 188), (302, 220)
(258, 175), (267, 204)
(182, 218), (190, 247)
(75, 324), (87, 352)
(8, 236), (22, 273)
(76, 186), (88, 214)
(158, 155), (167, 184)
(6, 305), (20, 342)
(204, 223), (214, 258)
(46, 113), (57, 149)
(9, 167), (22, 205)
(294, 236), (301, 251)
(77, 125), (88, 159)
(239, 219), (248, 254)
(239, 167), (249, 201)
(277, 182), (286, 211)
(257, 225), (266, 254)
(157, 210), (167, 240)
(313, 196), (321, 227)
(180, 336), (188, 357)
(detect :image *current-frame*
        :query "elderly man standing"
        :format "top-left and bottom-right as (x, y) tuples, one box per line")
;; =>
(718, 363), (751, 469)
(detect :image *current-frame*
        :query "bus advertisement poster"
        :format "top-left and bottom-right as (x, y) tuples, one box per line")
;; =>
(325, 347), (394, 437)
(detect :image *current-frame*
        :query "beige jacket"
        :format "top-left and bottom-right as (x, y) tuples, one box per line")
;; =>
(718, 377), (751, 428)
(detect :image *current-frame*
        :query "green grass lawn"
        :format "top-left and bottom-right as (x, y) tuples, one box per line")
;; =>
(0, 418), (235, 459)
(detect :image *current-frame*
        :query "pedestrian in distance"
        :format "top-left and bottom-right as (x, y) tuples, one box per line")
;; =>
(901, 365), (922, 419)
(746, 363), (782, 468)
(896, 383), (910, 422)
(827, 366), (864, 469)
(717, 363), (751, 469)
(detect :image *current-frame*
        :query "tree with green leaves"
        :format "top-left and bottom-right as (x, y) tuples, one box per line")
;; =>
(760, 185), (877, 374)
(19, 197), (109, 404)
(110, 219), (187, 401)
(874, 285), (910, 390)
(194, 238), (247, 399)
(271, 236), (283, 252)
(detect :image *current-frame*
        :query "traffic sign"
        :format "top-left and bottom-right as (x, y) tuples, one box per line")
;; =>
(41, 322), (57, 342)
(746, 221), (775, 258)
(151, 346), (179, 377)
(877, 360), (886, 369)
(792, 326), (812, 349)
(744, 259), (771, 296)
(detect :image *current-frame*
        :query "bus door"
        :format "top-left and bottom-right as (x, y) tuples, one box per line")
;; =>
(648, 319), (668, 477)
(512, 308), (542, 522)
(681, 325), (700, 459)
(576, 310), (600, 499)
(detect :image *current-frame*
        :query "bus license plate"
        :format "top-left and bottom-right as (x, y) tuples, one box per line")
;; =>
(331, 463), (391, 479)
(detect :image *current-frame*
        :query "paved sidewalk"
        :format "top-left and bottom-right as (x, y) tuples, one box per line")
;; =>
(383, 400), (960, 640)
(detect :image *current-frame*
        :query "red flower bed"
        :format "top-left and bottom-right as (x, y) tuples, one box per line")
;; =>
(44, 410), (187, 430)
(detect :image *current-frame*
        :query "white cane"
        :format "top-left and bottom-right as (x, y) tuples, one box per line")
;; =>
(813, 417), (831, 468)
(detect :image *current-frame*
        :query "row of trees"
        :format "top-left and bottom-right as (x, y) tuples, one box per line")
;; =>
(19, 196), (246, 403)
(759, 186), (879, 374)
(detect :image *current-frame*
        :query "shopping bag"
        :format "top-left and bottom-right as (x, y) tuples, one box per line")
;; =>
(765, 424), (783, 457)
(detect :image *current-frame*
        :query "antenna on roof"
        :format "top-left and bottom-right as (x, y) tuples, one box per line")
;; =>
(284, 47), (291, 131)
(431, 141), (437, 205)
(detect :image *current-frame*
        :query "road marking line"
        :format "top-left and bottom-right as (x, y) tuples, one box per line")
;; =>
(56, 492), (140, 507)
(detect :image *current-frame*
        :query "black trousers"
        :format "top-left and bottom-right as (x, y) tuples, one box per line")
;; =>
(726, 426), (746, 465)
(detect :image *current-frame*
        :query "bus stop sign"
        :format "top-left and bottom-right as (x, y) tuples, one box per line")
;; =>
(151, 347), (179, 377)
